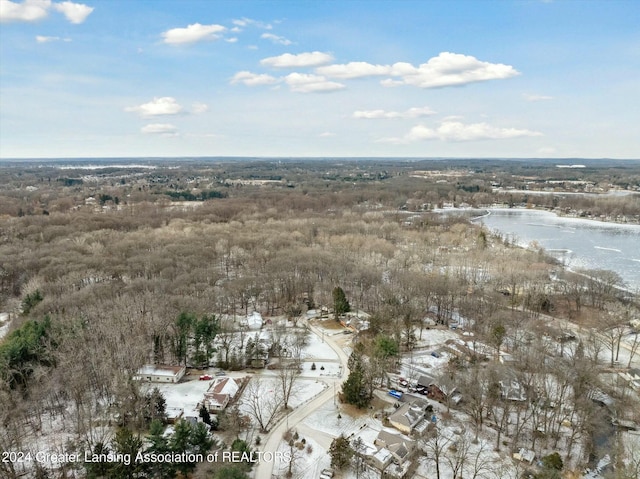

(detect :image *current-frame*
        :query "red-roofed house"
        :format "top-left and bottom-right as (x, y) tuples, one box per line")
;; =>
(203, 377), (241, 412)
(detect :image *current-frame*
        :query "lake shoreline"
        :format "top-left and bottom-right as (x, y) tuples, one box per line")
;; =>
(434, 205), (640, 227)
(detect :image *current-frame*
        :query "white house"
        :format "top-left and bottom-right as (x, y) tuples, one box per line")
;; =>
(203, 377), (242, 412)
(135, 365), (186, 383)
(241, 311), (263, 330)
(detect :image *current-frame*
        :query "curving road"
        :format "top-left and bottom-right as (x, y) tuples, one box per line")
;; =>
(254, 324), (350, 479)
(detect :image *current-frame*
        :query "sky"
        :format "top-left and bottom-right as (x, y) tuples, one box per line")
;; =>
(0, 0), (639, 159)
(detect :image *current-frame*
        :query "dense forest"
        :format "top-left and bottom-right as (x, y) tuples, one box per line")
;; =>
(0, 158), (639, 479)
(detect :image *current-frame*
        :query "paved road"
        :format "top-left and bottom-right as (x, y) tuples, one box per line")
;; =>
(254, 324), (351, 479)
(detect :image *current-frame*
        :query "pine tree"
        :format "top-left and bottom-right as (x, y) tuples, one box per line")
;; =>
(329, 434), (354, 470)
(332, 286), (350, 322)
(342, 352), (371, 408)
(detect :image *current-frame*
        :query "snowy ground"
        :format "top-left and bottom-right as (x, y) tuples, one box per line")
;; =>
(271, 433), (330, 479)
(145, 377), (213, 416)
(0, 312), (10, 340)
(299, 361), (342, 378)
(287, 379), (328, 409)
(237, 377), (327, 418)
(266, 399), (386, 479)
(301, 399), (382, 442)
(301, 331), (340, 361)
(413, 326), (461, 349)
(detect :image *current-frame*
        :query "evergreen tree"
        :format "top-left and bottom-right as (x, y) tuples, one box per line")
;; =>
(192, 314), (219, 367)
(342, 352), (372, 408)
(332, 286), (350, 321)
(174, 312), (195, 367)
(213, 465), (250, 479)
(112, 427), (145, 479)
(199, 404), (212, 425)
(145, 420), (176, 479)
(143, 388), (166, 426)
(329, 434), (354, 470)
(84, 441), (113, 478)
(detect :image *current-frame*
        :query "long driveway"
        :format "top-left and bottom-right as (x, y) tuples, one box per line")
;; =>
(254, 324), (351, 479)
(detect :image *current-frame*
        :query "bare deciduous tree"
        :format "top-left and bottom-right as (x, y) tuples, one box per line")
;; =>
(242, 378), (283, 433)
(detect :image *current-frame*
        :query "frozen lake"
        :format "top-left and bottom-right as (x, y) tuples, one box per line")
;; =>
(474, 208), (640, 290)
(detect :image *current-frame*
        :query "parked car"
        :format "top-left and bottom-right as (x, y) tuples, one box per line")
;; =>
(320, 468), (335, 478)
(199, 374), (212, 381)
(215, 370), (226, 376)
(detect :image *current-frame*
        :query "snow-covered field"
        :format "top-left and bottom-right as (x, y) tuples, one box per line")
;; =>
(413, 327), (460, 348)
(301, 400), (381, 441)
(237, 377), (327, 417)
(301, 331), (340, 361)
(272, 433), (330, 479)
(288, 379), (327, 409)
(299, 361), (341, 378)
(146, 378), (213, 416)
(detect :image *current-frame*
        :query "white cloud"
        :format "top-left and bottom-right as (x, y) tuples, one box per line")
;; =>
(1, 0), (51, 22)
(231, 71), (344, 93)
(524, 93), (554, 102)
(162, 23), (226, 45)
(319, 132), (336, 137)
(52, 0), (92, 24)
(36, 34), (70, 42)
(191, 102), (209, 114)
(1, 0), (93, 24)
(232, 17), (272, 30)
(284, 73), (345, 93)
(261, 32), (292, 45)
(380, 120), (542, 143)
(125, 97), (183, 117)
(231, 71), (279, 86)
(260, 51), (334, 68)
(317, 62), (391, 79)
(353, 105), (435, 119)
(318, 52), (519, 88)
(386, 52), (520, 88)
(225, 37), (238, 43)
(141, 123), (178, 135)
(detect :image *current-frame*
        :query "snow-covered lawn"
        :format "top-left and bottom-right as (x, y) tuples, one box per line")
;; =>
(288, 379), (327, 409)
(146, 378), (212, 415)
(414, 327), (460, 348)
(302, 331), (340, 361)
(299, 361), (341, 378)
(237, 377), (326, 417)
(272, 433), (330, 479)
(302, 400), (382, 440)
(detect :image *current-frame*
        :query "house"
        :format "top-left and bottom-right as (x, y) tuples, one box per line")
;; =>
(444, 338), (487, 361)
(513, 448), (535, 464)
(203, 376), (241, 412)
(618, 368), (640, 391)
(165, 407), (184, 424)
(499, 379), (527, 402)
(375, 429), (415, 464)
(135, 364), (186, 383)
(241, 311), (263, 330)
(388, 400), (429, 435)
(354, 429), (415, 479)
(369, 447), (393, 471)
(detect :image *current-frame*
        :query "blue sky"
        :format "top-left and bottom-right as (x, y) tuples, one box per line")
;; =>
(1, 0), (638, 159)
